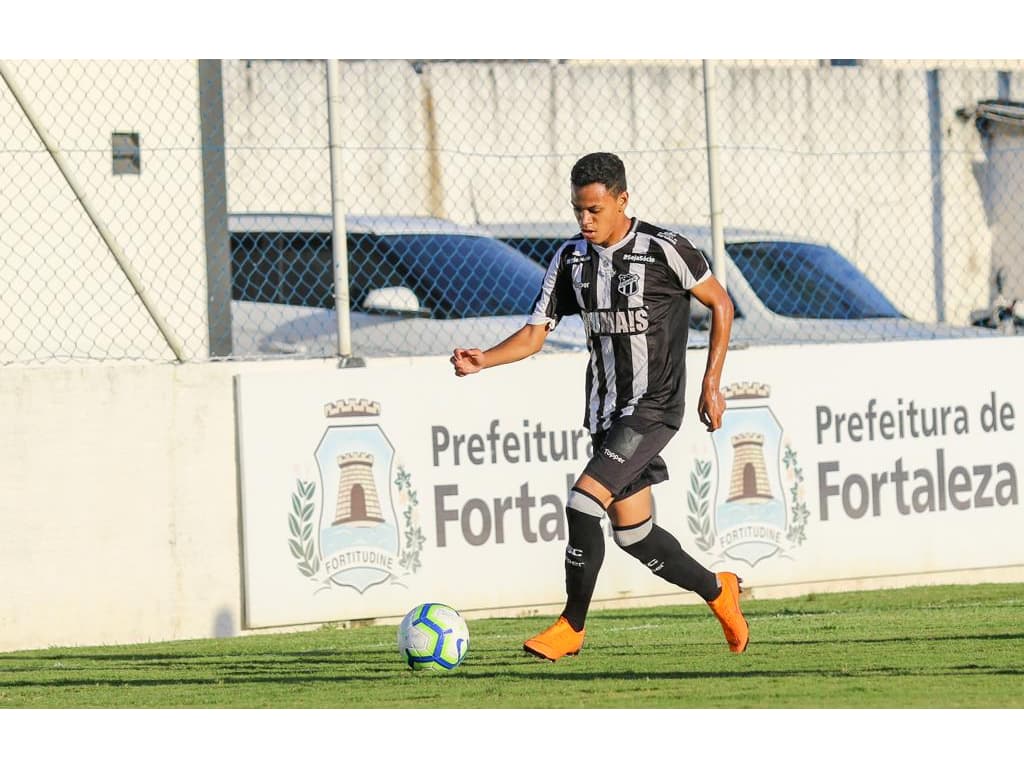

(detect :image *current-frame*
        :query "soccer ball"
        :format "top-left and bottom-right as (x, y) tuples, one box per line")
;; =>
(397, 602), (470, 671)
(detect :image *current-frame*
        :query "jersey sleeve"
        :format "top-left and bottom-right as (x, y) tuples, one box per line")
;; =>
(528, 242), (577, 329)
(662, 233), (711, 290)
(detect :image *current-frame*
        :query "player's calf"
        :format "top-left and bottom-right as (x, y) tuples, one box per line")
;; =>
(614, 518), (749, 653)
(612, 517), (719, 600)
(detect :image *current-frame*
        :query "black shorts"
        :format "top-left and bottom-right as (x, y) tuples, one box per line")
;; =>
(583, 416), (677, 500)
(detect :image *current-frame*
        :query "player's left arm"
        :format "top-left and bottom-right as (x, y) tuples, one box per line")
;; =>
(690, 275), (734, 432)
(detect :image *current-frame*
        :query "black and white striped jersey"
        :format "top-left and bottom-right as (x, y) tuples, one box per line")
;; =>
(529, 218), (710, 433)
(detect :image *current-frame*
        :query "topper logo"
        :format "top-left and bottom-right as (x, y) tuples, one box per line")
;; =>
(603, 447), (626, 464)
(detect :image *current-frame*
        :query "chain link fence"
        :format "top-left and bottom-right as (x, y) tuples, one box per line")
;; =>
(3, 59), (1023, 365)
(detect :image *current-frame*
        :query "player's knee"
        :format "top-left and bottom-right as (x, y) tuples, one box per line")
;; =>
(611, 517), (653, 549)
(573, 473), (615, 508)
(567, 487), (606, 518)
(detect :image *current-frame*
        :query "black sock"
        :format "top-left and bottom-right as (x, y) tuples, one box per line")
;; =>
(561, 499), (606, 632)
(615, 518), (719, 602)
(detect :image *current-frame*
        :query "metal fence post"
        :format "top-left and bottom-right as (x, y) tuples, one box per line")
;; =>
(199, 59), (232, 358)
(325, 59), (354, 360)
(703, 60), (727, 288)
(927, 69), (947, 323)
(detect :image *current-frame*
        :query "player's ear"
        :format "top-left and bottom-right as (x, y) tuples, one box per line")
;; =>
(618, 190), (629, 213)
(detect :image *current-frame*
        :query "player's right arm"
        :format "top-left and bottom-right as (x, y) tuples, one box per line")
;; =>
(451, 242), (576, 377)
(451, 322), (551, 376)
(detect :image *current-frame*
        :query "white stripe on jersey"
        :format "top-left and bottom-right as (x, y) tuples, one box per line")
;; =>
(598, 339), (616, 431)
(659, 233), (710, 289)
(595, 248), (614, 306)
(621, 235), (651, 418)
(587, 350), (601, 435)
(595, 248), (617, 431)
(528, 241), (575, 328)
(571, 261), (585, 306)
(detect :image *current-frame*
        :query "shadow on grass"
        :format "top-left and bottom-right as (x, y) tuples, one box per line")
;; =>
(5, 629), (1022, 668)
(2, 655), (1021, 691)
(723, 631), (1024, 647)
(2, 665), (1021, 691)
(0, 648), (390, 664)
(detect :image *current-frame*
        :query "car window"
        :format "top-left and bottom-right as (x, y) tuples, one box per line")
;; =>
(232, 228), (545, 319)
(374, 234), (544, 319)
(727, 241), (902, 319)
(231, 230), (334, 308)
(498, 236), (565, 268)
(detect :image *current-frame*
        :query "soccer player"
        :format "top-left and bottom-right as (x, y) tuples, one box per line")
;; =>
(450, 152), (748, 660)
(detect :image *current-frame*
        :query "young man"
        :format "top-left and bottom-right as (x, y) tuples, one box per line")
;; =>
(450, 152), (748, 660)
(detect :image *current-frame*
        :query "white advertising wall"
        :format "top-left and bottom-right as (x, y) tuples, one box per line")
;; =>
(0, 338), (1020, 652)
(236, 337), (1023, 629)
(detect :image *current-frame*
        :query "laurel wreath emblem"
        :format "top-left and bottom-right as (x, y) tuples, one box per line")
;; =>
(782, 444), (809, 546)
(395, 465), (425, 574)
(288, 479), (321, 579)
(687, 458), (715, 552)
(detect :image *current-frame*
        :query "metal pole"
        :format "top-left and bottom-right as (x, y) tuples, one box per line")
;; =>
(325, 59), (353, 359)
(198, 59), (232, 357)
(927, 69), (946, 323)
(0, 61), (186, 361)
(703, 60), (727, 288)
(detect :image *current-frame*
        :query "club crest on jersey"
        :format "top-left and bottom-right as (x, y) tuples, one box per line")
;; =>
(617, 272), (640, 297)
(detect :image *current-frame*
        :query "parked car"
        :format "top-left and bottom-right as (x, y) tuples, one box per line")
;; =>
(479, 221), (996, 346)
(969, 268), (1024, 336)
(228, 214), (600, 358)
(479, 221), (581, 269)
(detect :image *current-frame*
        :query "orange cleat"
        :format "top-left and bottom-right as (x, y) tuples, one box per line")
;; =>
(708, 572), (750, 653)
(523, 616), (586, 661)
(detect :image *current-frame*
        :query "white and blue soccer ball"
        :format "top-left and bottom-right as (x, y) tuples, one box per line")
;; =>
(397, 602), (470, 671)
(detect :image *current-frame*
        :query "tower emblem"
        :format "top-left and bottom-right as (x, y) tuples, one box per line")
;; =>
(687, 382), (809, 566)
(333, 452), (387, 526)
(315, 408), (400, 593)
(287, 398), (425, 595)
(726, 433), (773, 503)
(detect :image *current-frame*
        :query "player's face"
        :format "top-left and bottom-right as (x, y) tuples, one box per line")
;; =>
(571, 182), (629, 247)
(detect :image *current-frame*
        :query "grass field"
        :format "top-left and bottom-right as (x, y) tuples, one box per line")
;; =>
(1, 582), (1021, 709)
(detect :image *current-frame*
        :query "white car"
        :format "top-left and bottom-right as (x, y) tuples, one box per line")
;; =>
(228, 214), (596, 359)
(480, 222), (996, 346)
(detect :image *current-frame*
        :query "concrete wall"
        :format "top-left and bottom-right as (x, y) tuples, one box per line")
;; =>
(222, 59), (430, 215)
(0, 360), (246, 650)
(0, 60), (209, 363)
(224, 60), (1022, 325)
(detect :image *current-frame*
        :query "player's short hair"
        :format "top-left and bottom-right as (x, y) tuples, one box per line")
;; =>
(571, 152), (627, 195)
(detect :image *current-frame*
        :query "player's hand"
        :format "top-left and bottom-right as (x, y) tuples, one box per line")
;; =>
(451, 348), (485, 376)
(698, 383), (726, 432)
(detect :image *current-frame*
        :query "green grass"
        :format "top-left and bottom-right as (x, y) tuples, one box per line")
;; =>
(1, 582), (1021, 708)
